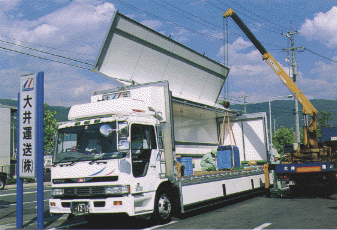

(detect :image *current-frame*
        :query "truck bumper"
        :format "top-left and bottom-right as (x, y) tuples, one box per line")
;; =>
(49, 196), (135, 216)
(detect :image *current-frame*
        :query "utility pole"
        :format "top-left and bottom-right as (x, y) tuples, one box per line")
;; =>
(282, 24), (304, 144)
(274, 119), (276, 135)
(243, 92), (247, 114)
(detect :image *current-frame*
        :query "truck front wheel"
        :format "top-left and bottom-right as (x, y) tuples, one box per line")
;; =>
(153, 189), (172, 224)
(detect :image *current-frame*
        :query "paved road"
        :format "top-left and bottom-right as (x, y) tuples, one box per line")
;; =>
(160, 193), (337, 229)
(1, 186), (337, 229)
(0, 182), (52, 229)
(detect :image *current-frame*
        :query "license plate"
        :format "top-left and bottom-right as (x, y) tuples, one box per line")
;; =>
(71, 202), (89, 214)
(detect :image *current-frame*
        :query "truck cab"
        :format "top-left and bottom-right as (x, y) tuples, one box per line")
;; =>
(49, 82), (177, 222)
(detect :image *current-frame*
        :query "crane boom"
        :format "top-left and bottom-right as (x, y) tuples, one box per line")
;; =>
(223, 8), (318, 149)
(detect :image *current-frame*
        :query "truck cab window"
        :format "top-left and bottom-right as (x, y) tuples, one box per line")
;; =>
(131, 124), (156, 177)
(54, 123), (123, 164)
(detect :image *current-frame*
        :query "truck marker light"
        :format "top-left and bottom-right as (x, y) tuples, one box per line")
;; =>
(132, 109), (145, 112)
(113, 201), (122, 206)
(50, 202), (56, 207)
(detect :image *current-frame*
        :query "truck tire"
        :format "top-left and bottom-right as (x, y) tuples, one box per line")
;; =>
(153, 189), (172, 224)
(0, 179), (5, 190)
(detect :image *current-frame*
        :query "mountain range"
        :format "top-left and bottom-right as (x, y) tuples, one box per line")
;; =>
(2, 98), (336, 130)
(230, 99), (337, 130)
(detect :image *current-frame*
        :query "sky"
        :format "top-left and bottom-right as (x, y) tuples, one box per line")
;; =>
(0, 0), (337, 107)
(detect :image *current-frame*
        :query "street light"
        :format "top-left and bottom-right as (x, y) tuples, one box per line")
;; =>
(268, 95), (293, 153)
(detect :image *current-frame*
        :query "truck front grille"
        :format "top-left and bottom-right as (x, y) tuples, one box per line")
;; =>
(64, 186), (105, 196)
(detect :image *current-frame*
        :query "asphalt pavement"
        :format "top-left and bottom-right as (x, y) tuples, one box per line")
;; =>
(2, 181), (337, 229)
(0, 181), (63, 230)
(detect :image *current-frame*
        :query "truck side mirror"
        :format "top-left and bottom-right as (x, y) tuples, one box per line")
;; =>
(118, 121), (129, 138)
(118, 121), (129, 150)
(100, 124), (113, 137)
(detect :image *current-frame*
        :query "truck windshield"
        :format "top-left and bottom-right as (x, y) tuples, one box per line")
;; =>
(54, 122), (123, 163)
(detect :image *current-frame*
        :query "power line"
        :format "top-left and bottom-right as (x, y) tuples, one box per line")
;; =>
(305, 48), (337, 63)
(0, 39), (94, 66)
(206, 0), (281, 34)
(0, 35), (95, 59)
(150, 0), (220, 31)
(161, 0), (221, 29)
(115, 0), (283, 49)
(114, 0), (224, 41)
(220, 0), (287, 30)
(0, 46), (92, 70)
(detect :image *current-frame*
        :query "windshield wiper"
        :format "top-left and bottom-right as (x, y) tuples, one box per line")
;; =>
(53, 157), (78, 166)
(54, 156), (94, 166)
(89, 155), (107, 165)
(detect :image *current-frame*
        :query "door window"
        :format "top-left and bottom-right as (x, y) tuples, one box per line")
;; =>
(131, 124), (157, 177)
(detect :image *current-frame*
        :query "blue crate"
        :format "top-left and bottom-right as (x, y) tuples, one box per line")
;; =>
(217, 145), (240, 170)
(177, 157), (193, 176)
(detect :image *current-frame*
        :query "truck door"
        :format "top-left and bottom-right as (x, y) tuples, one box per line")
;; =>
(221, 112), (269, 162)
(131, 124), (157, 190)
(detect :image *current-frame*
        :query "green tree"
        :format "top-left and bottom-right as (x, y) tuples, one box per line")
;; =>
(44, 103), (58, 153)
(317, 110), (334, 138)
(272, 126), (295, 155)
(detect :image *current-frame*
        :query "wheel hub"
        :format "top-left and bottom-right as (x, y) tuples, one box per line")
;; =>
(158, 194), (171, 219)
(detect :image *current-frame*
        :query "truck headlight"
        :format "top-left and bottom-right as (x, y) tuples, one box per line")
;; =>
(51, 188), (64, 196)
(105, 185), (130, 195)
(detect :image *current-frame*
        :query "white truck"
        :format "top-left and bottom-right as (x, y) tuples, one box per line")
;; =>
(49, 11), (272, 223)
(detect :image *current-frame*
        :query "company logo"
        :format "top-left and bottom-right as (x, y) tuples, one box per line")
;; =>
(22, 77), (34, 92)
(71, 177), (92, 183)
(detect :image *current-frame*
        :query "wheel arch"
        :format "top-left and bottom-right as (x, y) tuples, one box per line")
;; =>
(155, 181), (182, 216)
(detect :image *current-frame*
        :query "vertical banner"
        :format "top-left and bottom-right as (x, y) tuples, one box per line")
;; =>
(19, 73), (37, 178)
(17, 72), (44, 229)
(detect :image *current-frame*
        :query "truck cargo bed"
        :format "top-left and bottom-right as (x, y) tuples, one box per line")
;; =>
(179, 168), (264, 186)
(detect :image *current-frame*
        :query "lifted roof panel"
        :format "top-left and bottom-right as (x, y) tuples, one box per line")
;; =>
(95, 12), (229, 106)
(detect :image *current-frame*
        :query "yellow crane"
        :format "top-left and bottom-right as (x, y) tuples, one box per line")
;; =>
(223, 8), (333, 162)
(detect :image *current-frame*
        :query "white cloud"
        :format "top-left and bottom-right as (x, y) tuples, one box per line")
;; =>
(43, 67), (114, 107)
(170, 27), (191, 43)
(300, 6), (337, 48)
(0, 1), (117, 106)
(301, 60), (337, 99)
(218, 37), (253, 57)
(221, 35), (337, 103)
(0, 0), (21, 11)
(33, 24), (59, 39)
(141, 20), (163, 30)
(219, 37), (294, 103)
(3, 1), (116, 49)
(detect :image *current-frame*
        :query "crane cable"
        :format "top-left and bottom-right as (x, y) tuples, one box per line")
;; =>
(220, 112), (237, 170)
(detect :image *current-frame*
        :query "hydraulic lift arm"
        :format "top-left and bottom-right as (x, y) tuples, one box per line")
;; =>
(223, 8), (318, 149)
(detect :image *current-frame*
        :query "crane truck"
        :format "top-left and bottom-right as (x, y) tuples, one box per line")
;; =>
(224, 8), (337, 195)
(49, 11), (273, 224)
